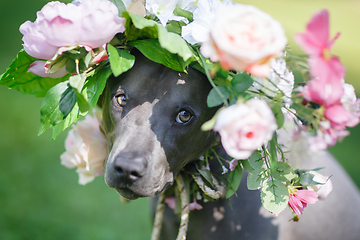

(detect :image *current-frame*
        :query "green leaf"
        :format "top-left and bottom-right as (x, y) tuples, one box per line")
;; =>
(69, 74), (87, 93)
(51, 104), (80, 140)
(197, 168), (214, 189)
(231, 73), (253, 94)
(299, 172), (322, 186)
(123, 12), (193, 63)
(128, 39), (187, 72)
(173, 5), (193, 22)
(0, 49), (69, 97)
(207, 86), (230, 108)
(38, 81), (76, 135)
(248, 150), (264, 170)
(271, 162), (297, 182)
(108, 45), (135, 77)
(109, 0), (126, 16)
(260, 179), (289, 215)
(166, 20), (186, 35)
(269, 103), (284, 129)
(247, 168), (268, 190)
(240, 160), (254, 173)
(84, 66), (112, 107)
(226, 164), (243, 199)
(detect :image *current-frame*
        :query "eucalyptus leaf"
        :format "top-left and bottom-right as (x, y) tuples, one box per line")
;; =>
(0, 49), (69, 97)
(128, 39), (186, 72)
(247, 168), (268, 190)
(225, 164), (243, 199)
(231, 73), (253, 94)
(207, 86), (230, 108)
(260, 179), (289, 215)
(108, 44), (135, 77)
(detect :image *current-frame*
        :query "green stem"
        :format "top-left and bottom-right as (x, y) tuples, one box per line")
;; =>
(197, 49), (229, 107)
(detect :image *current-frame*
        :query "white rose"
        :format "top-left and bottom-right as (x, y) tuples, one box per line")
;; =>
(200, 4), (287, 77)
(214, 99), (277, 159)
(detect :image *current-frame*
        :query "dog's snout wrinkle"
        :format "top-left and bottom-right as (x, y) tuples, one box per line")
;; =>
(114, 154), (148, 181)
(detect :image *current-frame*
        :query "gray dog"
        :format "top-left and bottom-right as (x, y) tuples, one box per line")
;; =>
(101, 52), (360, 240)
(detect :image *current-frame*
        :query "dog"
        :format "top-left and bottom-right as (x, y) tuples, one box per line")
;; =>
(101, 51), (360, 240)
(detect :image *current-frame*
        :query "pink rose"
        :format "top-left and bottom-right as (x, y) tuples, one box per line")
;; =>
(60, 109), (107, 185)
(214, 99), (277, 159)
(200, 4), (287, 77)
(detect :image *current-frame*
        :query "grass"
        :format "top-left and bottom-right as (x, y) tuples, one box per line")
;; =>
(0, 0), (359, 239)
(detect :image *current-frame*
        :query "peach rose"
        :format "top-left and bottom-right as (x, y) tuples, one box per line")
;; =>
(214, 99), (277, 159)
(200, 4), (287, 77)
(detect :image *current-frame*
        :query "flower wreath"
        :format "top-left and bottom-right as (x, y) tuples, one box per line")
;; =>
(1, 0), (359, 239)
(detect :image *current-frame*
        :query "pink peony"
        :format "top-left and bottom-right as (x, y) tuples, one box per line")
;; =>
(295, 9), (345, 105)
(20, 0), (125, 77)
(214, 99), (277, 159)
(60, 109), (107, 185)
(200, 4), (287, 77)
(288, 188), (318, 215)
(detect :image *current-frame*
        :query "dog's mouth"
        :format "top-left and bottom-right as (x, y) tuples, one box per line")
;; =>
(115, 187), (141, 200)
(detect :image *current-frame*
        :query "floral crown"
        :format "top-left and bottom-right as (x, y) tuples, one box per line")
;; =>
(1, 0), (359, 230)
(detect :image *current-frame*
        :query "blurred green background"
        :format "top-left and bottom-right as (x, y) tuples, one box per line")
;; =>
(0, 0), (359, 239)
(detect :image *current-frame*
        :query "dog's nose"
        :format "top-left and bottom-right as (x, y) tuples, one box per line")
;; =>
(114, 154), (147, 181)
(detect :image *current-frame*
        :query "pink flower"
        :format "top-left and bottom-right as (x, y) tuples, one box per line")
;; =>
(60, 109), (107, 185)
(200, 4), (287, 77)
(189, 198), (203, 211)
(288, 188), (318, 215)
(295, 9), (345, 105)
(20, 0), (125, 77)
(306, 171), (333, 200)
(214, 99), (277, 159)
(164, 197), (177, 210)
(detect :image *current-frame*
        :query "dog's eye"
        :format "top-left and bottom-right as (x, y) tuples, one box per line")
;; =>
(116, 94), (127, 107)
(176, 110), (192, 124)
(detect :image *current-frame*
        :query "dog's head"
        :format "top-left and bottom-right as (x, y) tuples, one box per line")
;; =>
(101, 52), (218, 199)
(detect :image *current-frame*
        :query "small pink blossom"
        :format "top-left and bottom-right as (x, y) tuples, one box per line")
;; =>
(288, 188), (318, 215)
(295, 9), (345, 106)
(189, 198), (203, 211)
(214, 99), (277, 159)
(164, 197), (177, 210)
(60, 109), (107, 185)
(228, 159), (239, 171)
(200, 4), (287, 77)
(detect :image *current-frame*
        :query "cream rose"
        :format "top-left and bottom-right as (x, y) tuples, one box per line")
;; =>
(60, 109), (107, 185)
(200, 4), (287, 77)
(214, 99), (277, 159)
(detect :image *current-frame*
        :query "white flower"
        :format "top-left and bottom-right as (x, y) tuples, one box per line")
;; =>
(146, 0), (195, 26)
(181, 0), (236, 44)
(214, 99), (277, 159)
(307, 171), (333, 200)
(200, 3), (287, 77)
(251, 55), (294, 105)
(60, 109), (107, 185)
